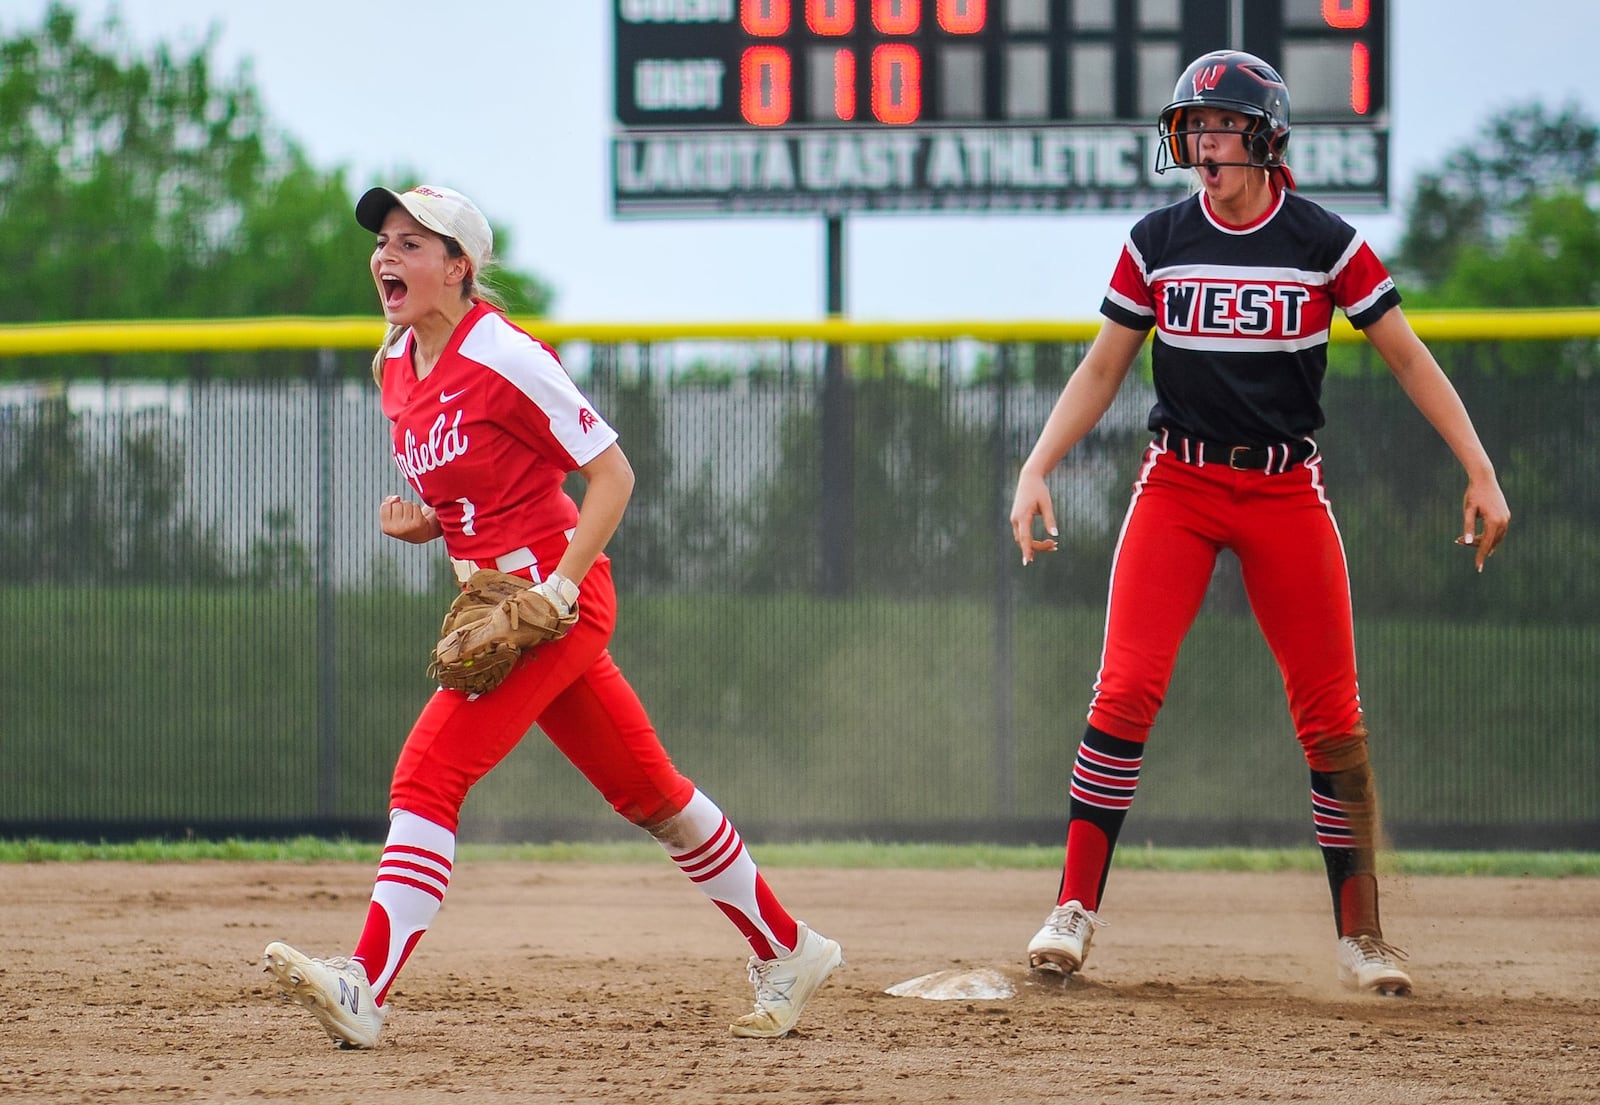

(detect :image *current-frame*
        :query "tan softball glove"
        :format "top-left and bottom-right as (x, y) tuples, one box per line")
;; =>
(427, 569), (579, 695)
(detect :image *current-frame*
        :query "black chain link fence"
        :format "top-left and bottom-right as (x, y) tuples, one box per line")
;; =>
(1, 338), (1593, 848)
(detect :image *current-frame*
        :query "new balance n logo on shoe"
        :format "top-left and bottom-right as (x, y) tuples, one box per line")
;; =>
(339, 977), (362, 1013)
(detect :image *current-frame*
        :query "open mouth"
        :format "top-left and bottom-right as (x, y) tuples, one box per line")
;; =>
(1201, 159), (1222, 185)
(380, 274), (408, 310)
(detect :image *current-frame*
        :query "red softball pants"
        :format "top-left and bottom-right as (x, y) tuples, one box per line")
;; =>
(390, 552), (695, 832)
(1086, 441), (1365, 761)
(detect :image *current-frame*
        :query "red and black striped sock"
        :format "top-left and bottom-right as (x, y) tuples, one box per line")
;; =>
(1310, 768), (1380, 937)
(1059, 725), (1145, 910)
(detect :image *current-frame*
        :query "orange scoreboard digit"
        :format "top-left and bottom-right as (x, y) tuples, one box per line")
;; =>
(613, 0), (1388, 215)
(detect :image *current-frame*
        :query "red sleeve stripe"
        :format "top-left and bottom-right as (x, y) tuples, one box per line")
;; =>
(1341, 267), (1397, 317)
(1329, 234), (1397, 316)
(1105, 239), (1155, 319)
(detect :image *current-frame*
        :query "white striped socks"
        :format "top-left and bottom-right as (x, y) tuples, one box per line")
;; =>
(354, 809), (455, 1002)
(656, 789), (797, 960)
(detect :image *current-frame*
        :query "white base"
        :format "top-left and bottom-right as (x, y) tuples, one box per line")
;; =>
(884, 967), (1015, 1001)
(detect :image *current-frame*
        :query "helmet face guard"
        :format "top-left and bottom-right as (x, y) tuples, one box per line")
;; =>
(1155, 51), (1291, 176)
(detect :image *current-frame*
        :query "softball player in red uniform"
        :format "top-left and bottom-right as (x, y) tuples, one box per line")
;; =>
(1009, 51), (1510, 995)
(263, 184), (840, 1047)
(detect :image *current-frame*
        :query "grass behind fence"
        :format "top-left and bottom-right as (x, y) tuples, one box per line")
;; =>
(3, 586), (1594, 835)
(2, 837), (1595, 878)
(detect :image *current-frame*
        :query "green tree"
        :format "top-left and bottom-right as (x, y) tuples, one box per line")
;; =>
(1394, 101), (1600, 291)
(0, 3), (551, 326)
(1433, 191), (1600, 310)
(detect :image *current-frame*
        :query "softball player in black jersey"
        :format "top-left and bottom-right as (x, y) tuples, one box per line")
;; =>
(1009, 50), (1510, 996)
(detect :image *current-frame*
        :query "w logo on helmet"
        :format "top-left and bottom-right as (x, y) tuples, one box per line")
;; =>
(1192, 65), (1225, 93)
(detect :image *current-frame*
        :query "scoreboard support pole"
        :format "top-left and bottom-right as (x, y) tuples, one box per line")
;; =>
(825, 215), (845, 320)
(820, 213), (854, 596)
(992, 344), (1017, 818)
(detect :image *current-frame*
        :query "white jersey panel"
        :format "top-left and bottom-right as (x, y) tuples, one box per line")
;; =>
(1153, 263), (1332, 287)
(459, 314), (618, 467)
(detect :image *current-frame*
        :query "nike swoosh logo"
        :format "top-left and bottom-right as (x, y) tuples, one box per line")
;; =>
(439, 388), (468, 404)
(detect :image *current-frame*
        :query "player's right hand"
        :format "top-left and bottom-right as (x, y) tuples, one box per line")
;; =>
(1010, 471), (1059, 566)
(380, 494), (442, 544)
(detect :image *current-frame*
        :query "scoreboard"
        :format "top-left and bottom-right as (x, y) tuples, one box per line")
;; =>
(612, 0), (1388, 216)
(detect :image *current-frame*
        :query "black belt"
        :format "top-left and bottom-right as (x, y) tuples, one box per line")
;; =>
(1159, 431), (1318, 474)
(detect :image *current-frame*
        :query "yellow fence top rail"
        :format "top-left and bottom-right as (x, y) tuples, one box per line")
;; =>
(0, 309), (1598, 356)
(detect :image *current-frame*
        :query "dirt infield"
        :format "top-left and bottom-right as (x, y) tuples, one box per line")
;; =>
(3, 860), (1597, 1104)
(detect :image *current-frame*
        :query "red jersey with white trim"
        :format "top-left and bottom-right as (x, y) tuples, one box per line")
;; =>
(1100, 188), (1401, 444)
(380, 301), (618, 558)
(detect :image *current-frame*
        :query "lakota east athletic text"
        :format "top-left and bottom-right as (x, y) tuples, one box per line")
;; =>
(612, 126), (1385, 215)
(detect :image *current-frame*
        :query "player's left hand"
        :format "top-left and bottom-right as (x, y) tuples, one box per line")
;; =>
(1454, 475), (1510, 572)
(1010, 470), (1060, 566)
(428, 569), (579, 695)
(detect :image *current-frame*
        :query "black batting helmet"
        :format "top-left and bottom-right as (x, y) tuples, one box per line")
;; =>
(1156, 50), (1291, 174)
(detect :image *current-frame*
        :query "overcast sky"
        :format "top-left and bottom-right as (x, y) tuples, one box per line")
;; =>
(5, 1), (1600, 321)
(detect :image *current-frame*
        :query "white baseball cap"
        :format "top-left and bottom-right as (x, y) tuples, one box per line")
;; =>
(355, 184), (493, 276)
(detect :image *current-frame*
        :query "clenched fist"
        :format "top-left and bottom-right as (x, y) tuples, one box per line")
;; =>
(380, 495), (442, 544)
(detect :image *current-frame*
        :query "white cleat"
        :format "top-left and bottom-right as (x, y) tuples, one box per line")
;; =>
(1027, 900), (1103, 975)
(1336, 934), (1414, 997)
(262, 941), (385, 1048)
(730, 922), (843, 1039)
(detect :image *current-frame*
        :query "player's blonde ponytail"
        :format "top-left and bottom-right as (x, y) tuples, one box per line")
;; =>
(371, 323), (403, 386)
(466, 261), (508, 313)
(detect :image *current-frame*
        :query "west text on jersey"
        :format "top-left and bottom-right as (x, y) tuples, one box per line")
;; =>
(1160, 283), (1312, 338)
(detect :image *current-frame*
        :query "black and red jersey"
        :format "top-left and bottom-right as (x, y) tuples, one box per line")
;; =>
(1100, 188), (1401, 445)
